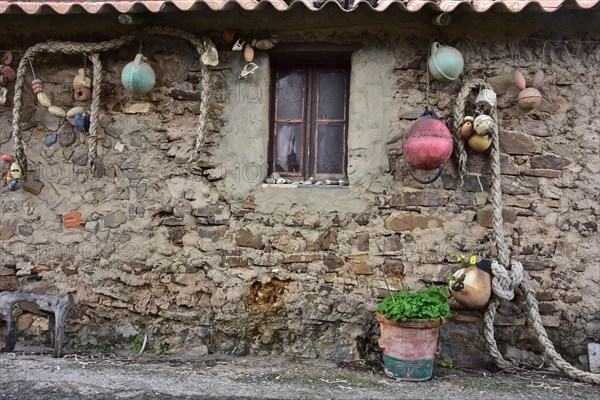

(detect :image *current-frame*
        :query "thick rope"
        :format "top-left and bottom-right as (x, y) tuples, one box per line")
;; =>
(88, 53), (101, 174)
(10, 26), (210, 178)
(453, 79), (600, 384)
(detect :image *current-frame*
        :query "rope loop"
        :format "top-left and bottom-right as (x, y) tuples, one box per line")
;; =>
(10, 26), (211, 180)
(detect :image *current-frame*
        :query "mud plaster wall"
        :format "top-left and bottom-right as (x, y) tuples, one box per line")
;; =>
(0, 7), (599, 369)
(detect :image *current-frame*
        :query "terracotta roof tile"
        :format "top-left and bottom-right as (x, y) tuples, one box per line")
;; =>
(0, 0), (598, 14)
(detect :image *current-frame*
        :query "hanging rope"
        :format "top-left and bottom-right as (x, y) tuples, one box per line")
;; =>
(454, 79), (600, 385)
(88, 53), (102, 175)
(10, 26), (210, 179)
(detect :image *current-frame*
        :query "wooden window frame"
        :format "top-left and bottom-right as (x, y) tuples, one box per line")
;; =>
(268, 50), (352, 182)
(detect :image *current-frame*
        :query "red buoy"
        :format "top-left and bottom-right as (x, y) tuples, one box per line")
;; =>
(403, 107), (453, 183)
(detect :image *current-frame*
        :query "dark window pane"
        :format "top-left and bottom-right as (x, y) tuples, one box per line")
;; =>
(317, 71), (346, 120)
(276, 71), (304, 120)
(274, 124), (302, 173)
(316, 124), (344, 174)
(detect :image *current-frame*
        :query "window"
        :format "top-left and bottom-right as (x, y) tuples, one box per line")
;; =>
(269, 51), (350, 182)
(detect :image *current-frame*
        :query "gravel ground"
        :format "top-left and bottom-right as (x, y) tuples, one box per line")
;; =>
(1, 348), (598, 400)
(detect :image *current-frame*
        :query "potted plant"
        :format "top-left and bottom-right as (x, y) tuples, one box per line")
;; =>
(376, 285), (451, 381)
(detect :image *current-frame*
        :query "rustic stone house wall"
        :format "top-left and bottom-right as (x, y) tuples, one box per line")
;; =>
(0, 5), (598, 369)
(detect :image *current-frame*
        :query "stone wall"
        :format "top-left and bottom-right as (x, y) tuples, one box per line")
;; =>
(0, 7), (599, 369)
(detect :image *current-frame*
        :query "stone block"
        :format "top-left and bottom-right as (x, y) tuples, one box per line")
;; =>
(451, 191), (477, 206)
(192, 205), (223, 217)
(0, 276), (19, 291)
(389, 191), (447, 207)
(382, 235), (402, 252)
(522, 169), (562, 178)
(121, 153), (140, 170)
(235, 229), (264, 249)
(173, 200), (192, 217)
(352, 232), (370, 252)
(536, 291), (554, 301)
(22, 181), (44, 195)
(194, 225), (228, 241)
(501, 176), (538, 195)
(58, 124), (76, 146)
(588, 343), (600, 373)
(272, 233), (302, 254)
(519, 120), (549, 137)
(0, 225), (16, 240)
(385, 214), (442, 231)
(441, 174), (490, 192)
(563, 294), (582, 303)
(323, 254), (344, 271)
(225, 256), (248, 267)
(500, 131), (541, 155)
(282, 254), (322, 263)
(85, 221), (100, 234)
(530, 155), (571, 170)
(104, 210), (127, 228)
(123, 102), (155, 114)
(347, 255), (373, 275)
(119, 262), (152, 274)
(71, 149), (88, 166)
(476, 207), (517, 228)
(541, 315), (560, 327)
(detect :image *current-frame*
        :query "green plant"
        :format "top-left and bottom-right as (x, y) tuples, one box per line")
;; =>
(376, 285), (451, 322)
(132, 335), (145, 354)
(153, 339), (170, 356)
(72, 338), (80, 350)
(457, 254), (477, 267)
(92, 341), (114, 351)
(439, 357), (454, 368)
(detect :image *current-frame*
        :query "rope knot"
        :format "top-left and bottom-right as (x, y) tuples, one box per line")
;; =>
(490, 258), (524, 301)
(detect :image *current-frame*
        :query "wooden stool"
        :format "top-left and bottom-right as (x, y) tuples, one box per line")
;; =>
(0, 292), (73, 358)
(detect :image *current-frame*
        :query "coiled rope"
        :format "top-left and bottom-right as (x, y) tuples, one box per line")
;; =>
(454, 79), (600, 385)
(10, 26), (210, 178)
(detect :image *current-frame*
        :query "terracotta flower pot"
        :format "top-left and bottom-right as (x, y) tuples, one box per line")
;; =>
(376, 313), (442, 381)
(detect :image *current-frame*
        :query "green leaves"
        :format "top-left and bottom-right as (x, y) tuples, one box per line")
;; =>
(376, 285), (451, 322)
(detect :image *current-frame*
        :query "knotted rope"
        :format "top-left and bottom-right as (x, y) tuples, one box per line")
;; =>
(454, 79), (600, 385)
(10, 26), (210, 178)
(88, 53), (101, 174)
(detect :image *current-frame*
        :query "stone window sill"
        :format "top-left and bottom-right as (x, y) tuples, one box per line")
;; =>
(261, 184), (349, 190)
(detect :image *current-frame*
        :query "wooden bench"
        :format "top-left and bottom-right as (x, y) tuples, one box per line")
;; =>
(0, 292), (73, 358)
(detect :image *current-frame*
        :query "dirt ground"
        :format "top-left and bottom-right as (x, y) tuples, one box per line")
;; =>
(1, 347), (598, 400)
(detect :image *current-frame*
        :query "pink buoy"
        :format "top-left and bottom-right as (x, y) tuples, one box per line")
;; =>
(402, 106), (453, 184)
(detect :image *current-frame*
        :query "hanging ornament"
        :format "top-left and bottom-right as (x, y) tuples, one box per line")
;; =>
(0, 65), (15, 85)
(460, 116), (474, 139)
(253, 39), (275, 51)
(239, 62), (258, 80)
(427, 42), (464, 82)
(403, 106), (453, 184)
(2, 51), (13, 66)
(73, 68), (92, 101)
(449, 258), (492, 309)
(243, 44), (255, 63)
(232, 39), (245, 51)
(467, 134), (492, 152)
(223, 30), (236, 43)
(473, 114), (494, 136)
(6, 161), (22, 191)
(73, 112), (90, 133)
(48, 106), (66, 118)
(514, 69), (543, 110)
(121, 53), (156, 95)
(31, 79), (52, 107)
(201, 37), (219, 67)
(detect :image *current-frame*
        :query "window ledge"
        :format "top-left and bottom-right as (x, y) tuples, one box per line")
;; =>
(261, 183), (349, 190)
